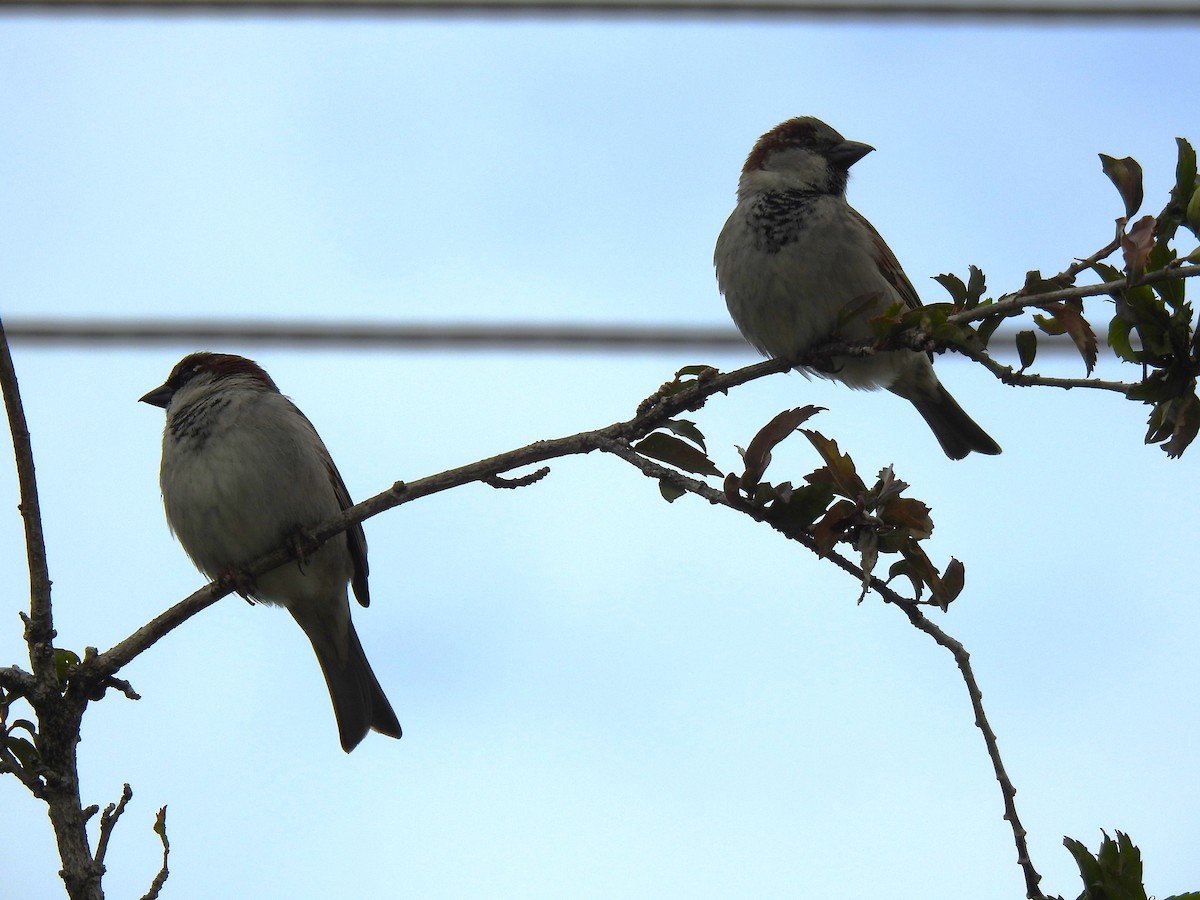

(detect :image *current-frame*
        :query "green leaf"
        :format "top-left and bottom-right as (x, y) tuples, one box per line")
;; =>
(1023, 269), (1073, 295)
(1065, 831), (1149, 900)
(5, 735), (38, 770)
(1162, 893), (1200, 900)
(1064, 836), (1103, 887)
(1016, 330), (1037, 370)
(1099, 153), (1145, 218)
(1171, 137), (1199, 240)
(675, 364), (716, 380)
(976, 312), (1006, 347)
(1188, 185), (1200, 235)
(1091, 261), (1124, 284)
(1174, 137), (1198, 207)
(768, 482), (836, 531)
(634, 433), (722, 477)
(53, 648), (80, 683)
(933, 272), (967, 305)
(662, 418), (707, 452)
(965, 265), (987, 309)
(1148, 241), (1184, 308)
(658, 479), (686, 503)
(1107, 315), (1139, 363)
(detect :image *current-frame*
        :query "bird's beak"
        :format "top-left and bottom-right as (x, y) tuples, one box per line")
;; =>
(139, 382), (174, 409)
(829, 139), (875, 169)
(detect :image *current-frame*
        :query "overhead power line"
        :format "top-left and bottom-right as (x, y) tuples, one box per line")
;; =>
(4, 319), (752, 352)
(2, 317), (1088, 357)
(3, 0), (1199, 18)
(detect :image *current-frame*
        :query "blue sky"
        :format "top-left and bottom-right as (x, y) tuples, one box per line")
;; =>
(2, 11), (1198, 899)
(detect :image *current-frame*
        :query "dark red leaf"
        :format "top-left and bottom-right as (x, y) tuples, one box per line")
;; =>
(811, 499), (858, 556)
(741, 406), (823, 485)
(1099, 153), (1144, 218)
(1037, 302), (1098, 375)
(1121, 214), (1158, 274)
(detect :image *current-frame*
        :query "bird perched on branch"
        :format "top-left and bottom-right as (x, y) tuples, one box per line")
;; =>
(714, 116), (1001, 459)
(141, 352), (401, 752)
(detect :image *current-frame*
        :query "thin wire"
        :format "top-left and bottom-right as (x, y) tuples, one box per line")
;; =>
(3, 0), (1198, 18)
(1, 317), (1090, 356)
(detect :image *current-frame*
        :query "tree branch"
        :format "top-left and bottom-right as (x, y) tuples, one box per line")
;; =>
(593, 433), (1048, 899)
(0, 318), (55, 682)
(81, 357), (793, 685)
(0, 665), (36, 695)
(947, 263), (1200, 326)
(93, 783), (133, 870)
(889, 600), (1045, 899)
(957, 345), (1134, 394)
(140, 806), (170, 900)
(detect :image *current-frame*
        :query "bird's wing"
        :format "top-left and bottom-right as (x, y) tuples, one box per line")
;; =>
(850, 206), (924, 312)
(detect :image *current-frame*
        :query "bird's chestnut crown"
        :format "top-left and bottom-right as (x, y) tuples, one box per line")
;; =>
(743, 116), (874, 176)
(139, 352), (278, 409)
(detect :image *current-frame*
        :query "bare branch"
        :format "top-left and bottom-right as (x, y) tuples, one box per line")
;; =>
(0, 318), (55, 680)
(594, 434), (1049, 898)
(483, 466), (552, 488)
(93, 784), (133, 869)
(0, 665), (36, 695)
(957, 345), (1135, 394)
(140, 807), (170, 900)
(1055, 234), (1122, 283)
(893, 608), (1046, 899)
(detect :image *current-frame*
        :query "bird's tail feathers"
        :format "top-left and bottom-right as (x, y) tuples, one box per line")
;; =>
(292, 605), (402, 753)
(890, 376), (1002, 460)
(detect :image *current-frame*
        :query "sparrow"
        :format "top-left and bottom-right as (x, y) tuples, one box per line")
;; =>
(140, 352), (401, 752)
(714, 116), (1001, 459)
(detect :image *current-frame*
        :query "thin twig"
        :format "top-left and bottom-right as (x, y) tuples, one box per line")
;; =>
(140, 806), (170, 900)
(1056, 234), (1122, 284)
(595, 434), (1048, 899)
(958, 345), (1134, 394)
(93, 784), (133, 869)
(947, 263), (1200, 326)
(483, 467), (551, 488)
(892, 604), (1045, 899)
(0, 317), (55, 681)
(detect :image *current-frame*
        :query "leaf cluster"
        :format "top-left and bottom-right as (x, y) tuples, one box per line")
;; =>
(869, 139), (1200, 456)
(1061, 830), (1199, 900)
(632, 402), (964, 608)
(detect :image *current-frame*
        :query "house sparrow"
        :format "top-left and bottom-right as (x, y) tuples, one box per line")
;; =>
(140, 352), (401, 752)
(714, 116), (1001, 459)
